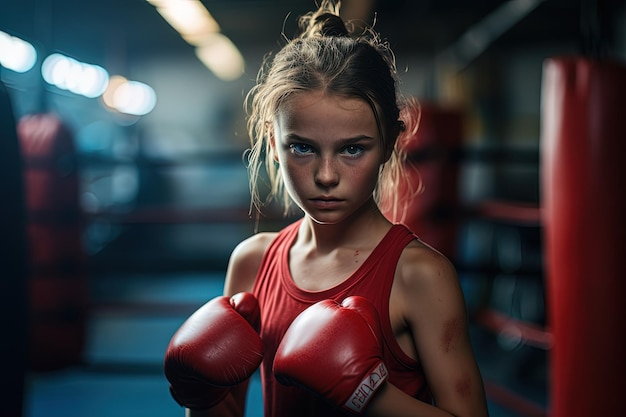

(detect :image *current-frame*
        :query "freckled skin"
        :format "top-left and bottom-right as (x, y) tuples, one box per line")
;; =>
(442, 317), (474, 398)
(442, 317), (462, 353)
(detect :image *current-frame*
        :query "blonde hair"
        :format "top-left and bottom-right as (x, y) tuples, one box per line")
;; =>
(244, 0), (420, 219)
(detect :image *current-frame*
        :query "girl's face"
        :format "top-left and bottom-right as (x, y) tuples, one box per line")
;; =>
(271, 91), (385, 225)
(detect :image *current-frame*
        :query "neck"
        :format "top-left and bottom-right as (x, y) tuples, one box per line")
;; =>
(298, 201), (392, 252)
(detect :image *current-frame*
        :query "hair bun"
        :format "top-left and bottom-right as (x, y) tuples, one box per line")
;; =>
(312, 12), (349, 37)
(298, 2), (349, 38)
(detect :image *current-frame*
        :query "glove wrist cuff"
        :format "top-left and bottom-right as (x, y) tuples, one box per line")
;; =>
(343, 361), (389, 414)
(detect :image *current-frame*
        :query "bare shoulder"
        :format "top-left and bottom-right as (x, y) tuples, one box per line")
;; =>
(396, 239), (460, 293)
(230, 232), (277, 265)
(224, 232), (278, 296)
(392, 238), (467, 326)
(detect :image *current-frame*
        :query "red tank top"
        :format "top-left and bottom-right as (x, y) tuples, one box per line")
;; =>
(252, 219), (432, 416)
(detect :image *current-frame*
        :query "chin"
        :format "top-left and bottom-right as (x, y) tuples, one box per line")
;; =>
(305, 211), (350, 226)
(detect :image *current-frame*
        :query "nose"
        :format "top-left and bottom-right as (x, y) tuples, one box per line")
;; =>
(314, 156), (339, 188)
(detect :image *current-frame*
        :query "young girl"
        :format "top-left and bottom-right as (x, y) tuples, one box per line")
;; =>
(165, 1), (489, 416)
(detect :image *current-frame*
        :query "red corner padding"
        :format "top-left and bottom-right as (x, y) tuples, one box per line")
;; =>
(381, 103), (464, 258)
(541, 57), (626, 417)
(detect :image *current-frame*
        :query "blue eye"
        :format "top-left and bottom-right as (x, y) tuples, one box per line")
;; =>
(289, 143), (314, 155)
(342, 145), (364, 156)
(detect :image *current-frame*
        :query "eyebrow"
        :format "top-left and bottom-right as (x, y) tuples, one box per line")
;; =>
(284, 133), (377, 145)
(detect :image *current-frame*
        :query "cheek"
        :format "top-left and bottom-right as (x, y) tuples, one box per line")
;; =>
(279, 159), (308, 193)
(353, 163), (382, 190)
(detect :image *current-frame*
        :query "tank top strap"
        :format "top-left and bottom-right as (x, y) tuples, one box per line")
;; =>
(367, 223), (417, 296)
(333, 223), (417, 310)
(353, 224), (421, 370)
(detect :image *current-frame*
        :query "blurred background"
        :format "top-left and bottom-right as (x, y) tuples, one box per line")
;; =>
(1, 0), (625, 416)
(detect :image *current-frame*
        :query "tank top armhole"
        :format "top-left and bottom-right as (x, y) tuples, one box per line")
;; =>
(379, 225), (422, 369)
(252, 219), (302, 296)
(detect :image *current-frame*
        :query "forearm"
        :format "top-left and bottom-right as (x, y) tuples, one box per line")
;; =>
(365, 383), (455, 417)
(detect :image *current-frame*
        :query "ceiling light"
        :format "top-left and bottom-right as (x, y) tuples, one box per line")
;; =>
(41, 53), (109, 98)
(0, 31), (37, 73)
(102, 75), (157, 116)
(147, 0), (220, 45)
(195, 33), (245, 81)
(146, 0), (244, 81)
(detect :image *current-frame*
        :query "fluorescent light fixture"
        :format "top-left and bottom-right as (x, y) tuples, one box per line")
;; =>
(41, 53), (109, 98)
(0, 31), (37, 73)
(195, 33), (244, 81)
(146, 0), (244, 81)
(41, 54), (157, 115)
(112, 80), (157, 116)
(147, 0), (220, 45)
(102, 75), (157, 116)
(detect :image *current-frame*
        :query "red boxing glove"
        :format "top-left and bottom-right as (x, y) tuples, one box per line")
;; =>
(164, 292), (264, 410)
(273, 296), (388, 414)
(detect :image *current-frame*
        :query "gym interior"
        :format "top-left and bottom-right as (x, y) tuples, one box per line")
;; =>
(1, 1), (624, 416)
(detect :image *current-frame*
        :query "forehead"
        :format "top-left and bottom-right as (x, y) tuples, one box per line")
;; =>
(275, 91), (378, 138)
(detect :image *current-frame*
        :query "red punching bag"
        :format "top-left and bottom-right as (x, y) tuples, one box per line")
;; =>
(541, 57), (626, 417)
(18, 113), (87, 371)
(382, 103), (464, 259)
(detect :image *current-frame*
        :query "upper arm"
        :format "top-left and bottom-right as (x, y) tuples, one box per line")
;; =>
(223, 232), (276, 297)
(399, 246), (488, 417)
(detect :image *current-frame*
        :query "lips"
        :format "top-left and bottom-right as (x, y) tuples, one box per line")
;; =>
(309, 196), (343, 209)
